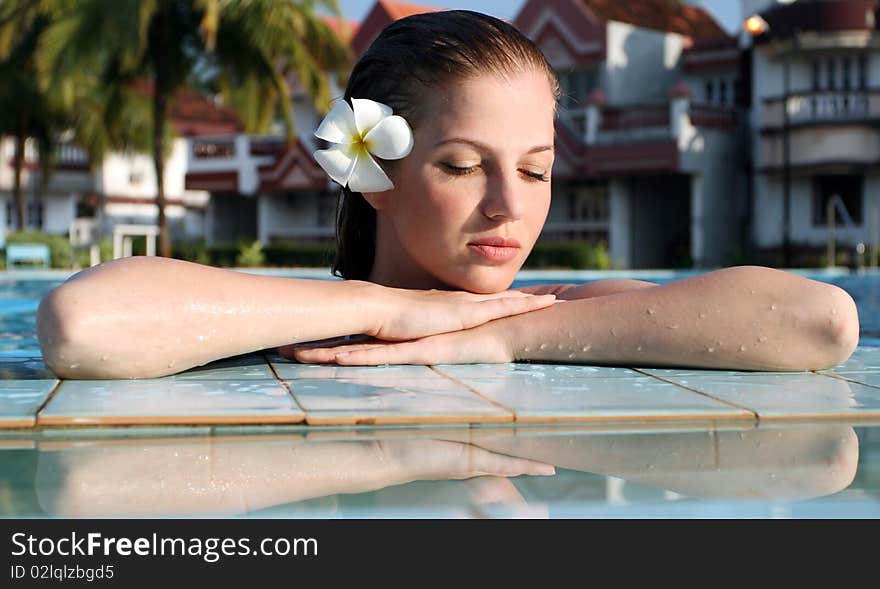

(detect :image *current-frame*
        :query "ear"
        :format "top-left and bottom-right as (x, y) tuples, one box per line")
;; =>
(361, 190), (392, 211)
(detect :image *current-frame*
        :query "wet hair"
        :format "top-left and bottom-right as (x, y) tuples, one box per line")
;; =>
(331, 10), (560, 280)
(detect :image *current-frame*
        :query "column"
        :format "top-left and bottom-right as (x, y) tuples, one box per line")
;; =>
(690, 174), (704, 268)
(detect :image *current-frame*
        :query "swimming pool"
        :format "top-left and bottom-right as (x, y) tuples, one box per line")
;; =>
(2, 266), (878, 353)
(3, 266), (880, 519)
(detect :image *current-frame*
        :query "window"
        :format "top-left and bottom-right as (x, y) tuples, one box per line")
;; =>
(5, 200), (43, 229)
(827, 58), (837, 90)
(556, 67), (597, 110)
(812, 175), (863, 226)
(317, 191), (337, 228)
(858, 54), (868, 89)
(718, 79), (728, 105)
(567, 183), (608, 222)
(812, 54), (869, 91)
(705, 79), (714, 103)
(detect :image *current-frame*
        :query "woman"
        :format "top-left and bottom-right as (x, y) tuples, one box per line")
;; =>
(36, 11), (859, 380)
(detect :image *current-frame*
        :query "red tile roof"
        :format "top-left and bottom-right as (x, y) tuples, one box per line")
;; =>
(380, 0), (438, 20)
(132, 80), (243, 136)
(352, 0), (439, 55)
(321, 15), (360, 42)
(578, 0), (728, 40)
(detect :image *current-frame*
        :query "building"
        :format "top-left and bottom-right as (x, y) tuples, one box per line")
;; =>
(743, 0), (880, 263)
(0, 85), (242, 245)
(2, 0), (752, 269)
(187, 0), (746, 268)
(516, 0), (745, 268)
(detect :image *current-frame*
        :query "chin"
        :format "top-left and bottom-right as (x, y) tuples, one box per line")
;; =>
(449, 266), (519, 294)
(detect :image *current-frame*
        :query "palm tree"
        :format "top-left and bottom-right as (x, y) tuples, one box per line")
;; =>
(38, 0), (351, 257)
(0, 0), (63, 231)
(0, 0), (153, 234)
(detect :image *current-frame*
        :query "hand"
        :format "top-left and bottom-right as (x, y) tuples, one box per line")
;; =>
(288, 322), (512, 365)
(373, 439), (555, 482)
(366, 284), (555, 342)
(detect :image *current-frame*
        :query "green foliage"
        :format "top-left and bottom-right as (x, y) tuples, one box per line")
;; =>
(4, 231), (72, 268)
(262, 241), (335, 267)
(172, 240), (335, 267)
(172, 240), (212, 265)
(235, 240), (265, 267)
(524, 240), (612, 270)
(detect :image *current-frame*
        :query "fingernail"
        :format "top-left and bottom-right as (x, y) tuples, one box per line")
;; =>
(553, 299), (568, 304)
(536, 465), (556, 476)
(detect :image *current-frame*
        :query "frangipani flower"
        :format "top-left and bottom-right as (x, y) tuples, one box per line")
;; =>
(313, 98), (414, 192)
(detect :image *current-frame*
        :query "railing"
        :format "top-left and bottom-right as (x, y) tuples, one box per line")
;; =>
(192, 139), (236, 159)
(187, 134), (289, 195)
(559, 100), (735, 147)
(600, 104), (670, 131)
(762, 90), (880, 127)
(56, 142), (89, 169)
(689, 104), (736, 129)
(595, 104), (671, 145)
(249, 137), (286, 157)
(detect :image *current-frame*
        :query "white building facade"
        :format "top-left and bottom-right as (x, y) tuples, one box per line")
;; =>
(743, 0), (880, 263)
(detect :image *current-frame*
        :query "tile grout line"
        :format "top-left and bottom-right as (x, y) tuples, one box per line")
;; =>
(33, 378), (64, 425)
(429, 366), (518, 420)
(816, 370), (880, 390)
(263, 354), (308, 419)
(629, 368), (761, 421)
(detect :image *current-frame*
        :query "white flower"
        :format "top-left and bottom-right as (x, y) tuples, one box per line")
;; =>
(313, 98), (414, 192)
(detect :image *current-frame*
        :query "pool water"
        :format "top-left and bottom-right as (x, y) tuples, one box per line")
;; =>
(4, 267), (879, 353)
(2, 266), (880, 519)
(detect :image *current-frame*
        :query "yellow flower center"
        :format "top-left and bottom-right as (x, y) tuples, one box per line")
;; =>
(352, 133), (371, 156)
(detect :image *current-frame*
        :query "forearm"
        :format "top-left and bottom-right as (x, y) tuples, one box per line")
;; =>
(39, 442), (410, 517)
(502, 266), (859, 371)
(37, 257), (379, 379)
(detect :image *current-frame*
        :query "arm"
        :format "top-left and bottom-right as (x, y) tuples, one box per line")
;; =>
(295, 266), (859, 371)
(36, 438), (555, 517)
(36, 256), (556, 379)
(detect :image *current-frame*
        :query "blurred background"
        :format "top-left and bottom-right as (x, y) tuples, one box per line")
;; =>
(0, 0), (873, 272)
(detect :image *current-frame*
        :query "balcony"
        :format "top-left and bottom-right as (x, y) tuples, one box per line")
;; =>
(556, 99), (735, 177)
(761, 90), (880, 129)
(759, 91), (880, 171)
(185, 135), (288, 194)
(561, 100), (735, 146)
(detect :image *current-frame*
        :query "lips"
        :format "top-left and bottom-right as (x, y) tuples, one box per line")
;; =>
(467, 236), (521, 263)
(468, 236), (521, 248)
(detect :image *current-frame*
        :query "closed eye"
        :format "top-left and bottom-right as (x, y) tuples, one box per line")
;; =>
(521, 169), (550, 182)
(440, 163), (478, 176)
(440, 163), (550, 182)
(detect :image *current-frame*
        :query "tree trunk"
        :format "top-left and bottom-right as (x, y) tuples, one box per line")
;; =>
(12, 119), (26, 232)
(152, 7), (172, 258)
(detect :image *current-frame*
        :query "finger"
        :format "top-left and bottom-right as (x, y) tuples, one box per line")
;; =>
(334, 341), (434, 366)
(464, 447), (557, 478)
(279, 334), (378, 355)
(293, 342), (387, 364)
(460, 294), (556, 329)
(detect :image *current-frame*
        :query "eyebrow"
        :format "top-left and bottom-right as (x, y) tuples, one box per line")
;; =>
(433, 138), (554, 154)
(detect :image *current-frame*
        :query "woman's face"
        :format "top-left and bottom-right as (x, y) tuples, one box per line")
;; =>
(367, 69), (556, 293)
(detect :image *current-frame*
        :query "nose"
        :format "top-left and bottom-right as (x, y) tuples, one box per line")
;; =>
(481, 169), (525, 221)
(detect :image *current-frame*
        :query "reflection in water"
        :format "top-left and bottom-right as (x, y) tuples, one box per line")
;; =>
(29, 424), (860, 518)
